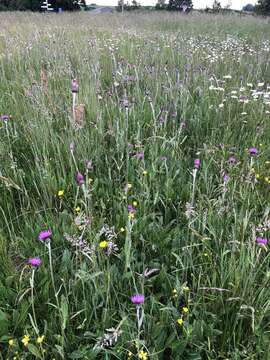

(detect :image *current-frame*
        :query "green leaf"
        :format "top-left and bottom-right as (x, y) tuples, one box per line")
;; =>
(0, 310), (8, 336)
(60, 295), (69, 331)
(28, 344), (43, 359)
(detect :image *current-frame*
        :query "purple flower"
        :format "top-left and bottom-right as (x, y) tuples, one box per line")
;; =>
(38, 230), (52, 242)
(134, 152), (144, 160)
(76, 172), (85, 186)
(71, 79), (79, 93)
(131, 294), (145, 305)
(128, 205), (136, 213)
(256, 237), (268, 246)
(248, 147), (258, 155)
(228, 156), (236, 165)
(28, 257), (42, 267)
(223, 174), (229, 183)
(0, 115), (10, 121)
(194, 159), (201, 169)
(160, 156), (168, 161)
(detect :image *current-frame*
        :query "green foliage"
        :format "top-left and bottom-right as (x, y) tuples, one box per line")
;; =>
(167, 0), (193, 11)
(255, 0), (270, 14)
(116, 0), (141, 12)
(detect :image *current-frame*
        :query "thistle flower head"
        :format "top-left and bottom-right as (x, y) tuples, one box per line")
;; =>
(248, 147), (258, 155)
(71, 79), (79, 93)
(131, 294), (145, 305)
(28, 257), (42, 267)
(38, 230), (52, 242)
(194, 159), (201, 169)
(256, 237), (268, 245)
(76, 172), (85, 186)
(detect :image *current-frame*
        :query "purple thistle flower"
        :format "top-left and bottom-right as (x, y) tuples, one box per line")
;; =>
(71, 79), (79, 93)
(0, 115), (10, 121)
(194, 159), (201, 169)
(28, 257), (42, 267)
(76, 172), (85, 186)
(248, 147), (258, 156)
(228, 156), (236, 165)
(134, 152), (144, 160)
(160, 156), (168, 161)
(127, 205), (136, 213)
(38, 230), (52, 242)
(131, 294), (145, 305)
(256, 237), (268, 246)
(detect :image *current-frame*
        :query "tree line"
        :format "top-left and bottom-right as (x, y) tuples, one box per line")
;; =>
(0, 0), (85, 11)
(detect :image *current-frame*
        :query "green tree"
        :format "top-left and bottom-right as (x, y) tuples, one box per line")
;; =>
(0, 0), (12, 10)
(9, 0), (41, 11)
(155, 0), (167, 10)
(51, 0), (85, 11)
(255, 0), (270, 14)
(167, 0), (192, 11)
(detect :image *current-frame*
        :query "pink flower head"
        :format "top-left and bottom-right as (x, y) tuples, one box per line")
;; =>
(71, 79), (79, 93)
(256, 237), (268, 246)
(131, 294), (145, 305)
(134, 152), (144, 160)
(160, 156), (168, 161)
(76, 172), (85, 186)
(248, 147), (258, 155)
(228, 156), (236, 165)
(0, 115), (10, 121)
(38, 230), (52, 242)
(28, 257), (42, 267)
(128, 205), (136, 213)
(194, 159), (201, 169)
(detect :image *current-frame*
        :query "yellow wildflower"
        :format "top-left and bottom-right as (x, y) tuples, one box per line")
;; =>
(138, 350), (148, 360)
(265, 177), (269, 182)
(88, 178), (93, 184)
(128, 212), (135, 220)
(142, 170), (148, 176)
(120, 227), (125, 233)
(132, 201), (138, 207)
(183, 286), (190, 292)
(75, 206), (81, 213)
(128, 351), (133, 357)
(22, 335), (30, 347)
(58, 190), (64, 197)
(182, 307), (189, 313)
(99, 241), (108, 248)
(127, 183), (132, 189)
(255, 174), (260, 179)
(8, 339), (14, 346)
(177, 318), (184, 325)
(36, 335), (45, 344)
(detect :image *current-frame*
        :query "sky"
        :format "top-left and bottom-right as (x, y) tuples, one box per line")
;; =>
(86, 0), (257, 10)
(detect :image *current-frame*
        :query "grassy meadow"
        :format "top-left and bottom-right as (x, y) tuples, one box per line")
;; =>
(0, 10), (270, 360)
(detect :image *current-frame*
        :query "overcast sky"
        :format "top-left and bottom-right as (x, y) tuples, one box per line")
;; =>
(86, 0), (256, 10)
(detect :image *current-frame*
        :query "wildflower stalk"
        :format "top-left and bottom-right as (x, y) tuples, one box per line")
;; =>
(191, 168), (197, 205)
(136, 305), (144, 340)
(72, 92), (77, 125)
(30, 268), (39, 335)
(46, 242), (65, 347)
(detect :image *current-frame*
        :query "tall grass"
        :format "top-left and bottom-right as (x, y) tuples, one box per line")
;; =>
(0, 11), (270, 360)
